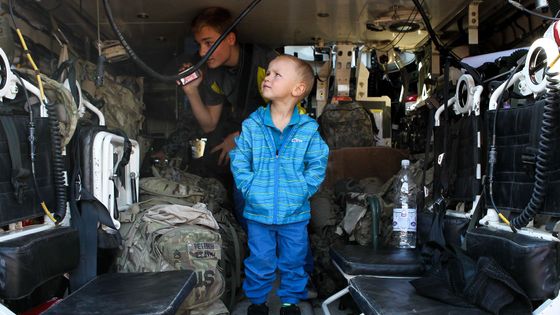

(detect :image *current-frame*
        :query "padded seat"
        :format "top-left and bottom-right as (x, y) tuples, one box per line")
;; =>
(0, 226), (79, 300)
(330, 244), (424, 277)
(349, 276), (489, 315)
(43, 270), (196, 315)
(322, 244), (424, 315)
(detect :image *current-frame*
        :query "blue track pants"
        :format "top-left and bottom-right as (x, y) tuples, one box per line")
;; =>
(243, 220), (309, 304)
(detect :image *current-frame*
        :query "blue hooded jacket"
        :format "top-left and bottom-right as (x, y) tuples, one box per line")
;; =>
(230, 105), (329, 225)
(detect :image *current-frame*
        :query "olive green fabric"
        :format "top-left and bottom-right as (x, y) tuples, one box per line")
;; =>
(117, 203), (224, 310)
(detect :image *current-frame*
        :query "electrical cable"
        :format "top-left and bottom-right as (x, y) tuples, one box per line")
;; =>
(411, 0), (461, 62)
(376, 2), (422, 52)
(11, 70), (58, 223)
(9, 0), (62, 223)
(486, 59), (525, 229)
(510, 56), (560, 229)
(102, 0), (262, 82)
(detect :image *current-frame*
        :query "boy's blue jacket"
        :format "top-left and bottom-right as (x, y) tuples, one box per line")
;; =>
(230, 105), (329, 225)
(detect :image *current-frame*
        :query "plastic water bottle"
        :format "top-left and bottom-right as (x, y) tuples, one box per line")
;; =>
(392, 159), (417, 248)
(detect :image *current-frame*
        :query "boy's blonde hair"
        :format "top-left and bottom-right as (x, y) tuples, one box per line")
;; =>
(276, 55), (315, 100)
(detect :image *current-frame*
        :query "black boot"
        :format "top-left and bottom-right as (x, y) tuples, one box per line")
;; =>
(280, 303), (301, 315)
(247, 303), (269, 315)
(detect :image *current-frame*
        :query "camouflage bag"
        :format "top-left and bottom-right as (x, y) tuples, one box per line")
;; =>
(318, 102), (378, 149)
(153, 166), (229, 208)
(139, 177), (205, 204)
(210, 206), (247, 310)
(18, 69), (79, 146)
(117, 203), (225, 310)
(189, 298), (229, 315)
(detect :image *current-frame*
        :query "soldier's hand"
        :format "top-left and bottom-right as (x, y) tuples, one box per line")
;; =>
(211, 131), (239, 166)
(179, 63), (203, 94)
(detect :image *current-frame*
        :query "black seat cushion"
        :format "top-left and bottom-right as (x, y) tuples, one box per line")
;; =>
(330, 244), (424, 277)
(0, 227), (79, 299)
(349, 276), (489, 315)
(43, 271), (196, 315)
(467, 226), (559, 301)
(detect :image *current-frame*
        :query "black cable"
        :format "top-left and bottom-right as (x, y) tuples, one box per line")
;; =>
(12, 70), (66, 222)
(44, 98), (67, 222)
(102, 0), (262, 82)
(8, 0), (16, 27)
(376, 2), (421, 52)
(411, 0), (461, 62)
(486, 57), (525, 231)
(511, 66), (559, 228)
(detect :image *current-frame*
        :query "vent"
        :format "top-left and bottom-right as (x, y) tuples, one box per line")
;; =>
(367, 5), (424, 33)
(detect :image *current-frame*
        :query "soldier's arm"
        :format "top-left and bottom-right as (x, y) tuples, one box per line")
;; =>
(182, 84), (223, 133)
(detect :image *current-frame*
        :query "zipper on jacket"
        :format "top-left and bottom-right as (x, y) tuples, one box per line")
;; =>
(272, 125), (299, 224)
(273, 151), (280, 224)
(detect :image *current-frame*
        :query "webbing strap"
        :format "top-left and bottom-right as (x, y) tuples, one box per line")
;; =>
(225, 221), (242, 309)
(237, 43), (255, 122)
(0, 116), (30, 203)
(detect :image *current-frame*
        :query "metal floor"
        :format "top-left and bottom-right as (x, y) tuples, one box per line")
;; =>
(232, 298), (355, 315)
(231, 277), (356, 315)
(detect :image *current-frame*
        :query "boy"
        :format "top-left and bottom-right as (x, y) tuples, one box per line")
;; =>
(230, 55), (329, 315)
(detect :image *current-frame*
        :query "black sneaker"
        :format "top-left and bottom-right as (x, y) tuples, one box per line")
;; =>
(247, 303), (269, 315)
(279, 303), (301, 315)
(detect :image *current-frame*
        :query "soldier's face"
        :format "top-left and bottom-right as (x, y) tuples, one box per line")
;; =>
(194, 26), (236, 68)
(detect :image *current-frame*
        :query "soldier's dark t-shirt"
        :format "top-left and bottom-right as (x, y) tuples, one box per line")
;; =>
(188, 44), (276, 186)
(199, 43), (278, 135)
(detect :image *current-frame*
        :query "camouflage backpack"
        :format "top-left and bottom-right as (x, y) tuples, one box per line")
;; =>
(152, 166), (229, 208)
(318, 102), (378, 149)
(117, 203), (225, 311)
(139, 177), (205, 204)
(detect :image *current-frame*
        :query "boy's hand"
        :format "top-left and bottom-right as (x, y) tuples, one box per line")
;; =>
(211, 131), (240, 166)
(179, 63), (203, 94)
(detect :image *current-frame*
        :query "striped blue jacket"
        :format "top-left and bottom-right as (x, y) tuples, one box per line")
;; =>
(230, 106), (329, 225)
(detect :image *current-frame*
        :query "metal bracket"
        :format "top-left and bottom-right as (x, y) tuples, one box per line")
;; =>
(468, 1), (483, 45)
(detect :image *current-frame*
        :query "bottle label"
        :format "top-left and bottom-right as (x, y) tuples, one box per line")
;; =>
(393, 208), (417, 232)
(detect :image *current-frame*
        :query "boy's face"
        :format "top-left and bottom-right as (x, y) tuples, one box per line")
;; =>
(194, 26), (236, 68)
(262, 57), (303, 101)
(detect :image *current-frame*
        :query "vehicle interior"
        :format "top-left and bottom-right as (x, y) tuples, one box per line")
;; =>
(1, 0), (560, 314)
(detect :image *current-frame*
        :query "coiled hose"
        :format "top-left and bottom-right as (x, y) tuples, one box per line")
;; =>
(511, 67), (560, 229)
(102, 0), (262, 82)
(45, 101), (67, 222)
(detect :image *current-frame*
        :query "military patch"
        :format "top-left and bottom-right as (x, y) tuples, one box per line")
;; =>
(210, 82), (224, 95)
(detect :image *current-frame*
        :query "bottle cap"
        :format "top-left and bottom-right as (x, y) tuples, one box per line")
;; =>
(401, 159), (410, 167)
